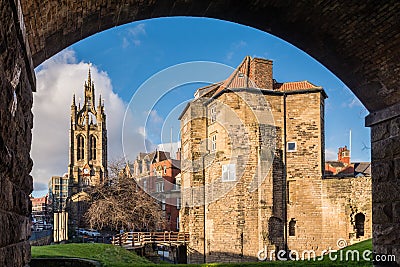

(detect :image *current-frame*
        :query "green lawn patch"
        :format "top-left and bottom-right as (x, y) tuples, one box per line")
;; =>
(31, 239), (373, 267)
(31, 243), (151, 267)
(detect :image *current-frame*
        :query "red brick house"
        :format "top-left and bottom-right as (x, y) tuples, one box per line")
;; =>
(127, 149), (181, 231)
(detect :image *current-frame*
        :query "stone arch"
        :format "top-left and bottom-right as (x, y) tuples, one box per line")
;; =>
(21, 1), (400, 112)
(1, 1), (400, 266)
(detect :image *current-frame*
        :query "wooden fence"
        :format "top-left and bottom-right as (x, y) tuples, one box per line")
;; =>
(112, 232), (189, 249)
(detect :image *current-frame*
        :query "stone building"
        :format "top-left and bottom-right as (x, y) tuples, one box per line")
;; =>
(179, 56), (372, 263)
(127, 150), (182, 231)
(68, 70), (108, 193)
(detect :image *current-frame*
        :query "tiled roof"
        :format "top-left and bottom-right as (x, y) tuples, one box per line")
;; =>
(194, 82), (223, 99)
(212, 56), (256, 97)
(273, 81), (321, 91)
(354, 162), (371, 176)
(326, 161), (346, 168)
(192, 56), (324, 101)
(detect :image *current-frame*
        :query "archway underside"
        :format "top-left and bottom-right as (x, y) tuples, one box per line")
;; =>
(1, 0), (399, 266)
(22, 0), (400, 112)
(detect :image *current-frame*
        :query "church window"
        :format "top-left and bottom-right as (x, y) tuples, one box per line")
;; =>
(77, 135), (84, 160)
(89, 135), (96, 160)
(355, 213), (365, 238)
(289, 219), (296, 236)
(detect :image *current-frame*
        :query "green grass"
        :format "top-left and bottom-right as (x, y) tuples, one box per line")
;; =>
(31, 239), (373, 266)
(31, 243), (152, 267)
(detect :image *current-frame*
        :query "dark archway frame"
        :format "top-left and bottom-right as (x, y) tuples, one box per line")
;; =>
(1, 1), (399, 266)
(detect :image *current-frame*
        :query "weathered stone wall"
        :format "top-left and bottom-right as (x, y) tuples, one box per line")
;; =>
(181, 71), (374, 263)
(180, 99), (207, 263)
(0, 0), (35, 266)
(322, 177), (372, 246)
(366, 108), (400, 265)
(285, 91), (325, 254)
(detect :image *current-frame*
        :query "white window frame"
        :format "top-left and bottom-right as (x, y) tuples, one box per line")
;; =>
(211, 134), (217, 152)
(287, 142), (297, 152)
(176, 198), (181, 209)
(156, 181), (164, 192)
(163, 165), (167, 174)
(210, 105), (217, 123)
(222, 164), (236, 182)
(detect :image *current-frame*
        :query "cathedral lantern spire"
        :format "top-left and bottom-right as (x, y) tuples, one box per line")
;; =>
(84, 68), (95, 109)
(69, 69), (108, 193)
(87, 68), (92, 85)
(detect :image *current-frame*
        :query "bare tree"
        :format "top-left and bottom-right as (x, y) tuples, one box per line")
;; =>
(85, 159), (165, 231)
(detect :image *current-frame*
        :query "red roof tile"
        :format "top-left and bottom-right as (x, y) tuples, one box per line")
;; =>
(273, 81), (321, 91)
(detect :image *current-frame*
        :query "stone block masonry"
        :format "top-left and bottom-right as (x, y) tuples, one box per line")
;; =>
(0, 0), (35, 266)
(180, 56), (372, 263)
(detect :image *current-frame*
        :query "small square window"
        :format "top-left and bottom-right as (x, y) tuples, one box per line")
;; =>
(287, 142), (297, 152)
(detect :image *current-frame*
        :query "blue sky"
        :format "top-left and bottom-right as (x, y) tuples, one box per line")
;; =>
(31, 17), (370, 196)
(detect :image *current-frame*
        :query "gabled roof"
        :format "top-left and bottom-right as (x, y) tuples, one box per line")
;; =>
(212, 56), (256, 97)
(354, 162), (371, 176)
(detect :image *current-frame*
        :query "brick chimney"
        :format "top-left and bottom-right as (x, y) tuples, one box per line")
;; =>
(338, 146), (350, 165)
(249, 57), (273, 89)
(176, 147), (181, 161)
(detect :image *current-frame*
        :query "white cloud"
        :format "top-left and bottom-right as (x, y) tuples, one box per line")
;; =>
(225, 40), (247, 61)
(325, 148), (337, 161)
(148, 110), (163, 124)
(122, 23), (147, 48)
(129, 23), (146, 36)
(343, 96), (363, 109)
(31, 49), (147, 196)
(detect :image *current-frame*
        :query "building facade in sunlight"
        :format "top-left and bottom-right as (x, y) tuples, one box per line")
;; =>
(127, 149), (182, 231)
(179, 56), (372, 263)
(68, 70), (108, 193)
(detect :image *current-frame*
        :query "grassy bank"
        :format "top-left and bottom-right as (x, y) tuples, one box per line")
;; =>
(31, 243), (151, 267)
(31, 239), (373, 266)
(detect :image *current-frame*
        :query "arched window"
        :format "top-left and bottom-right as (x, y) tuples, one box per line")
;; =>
(77, 135), (84, 160)
(89, 135), (96, 160)
(355, 213), (365, 238)
(289, 219), (296, 236)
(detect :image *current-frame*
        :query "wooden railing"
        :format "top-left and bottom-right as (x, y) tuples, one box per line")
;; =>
(112, 232), (189, 249)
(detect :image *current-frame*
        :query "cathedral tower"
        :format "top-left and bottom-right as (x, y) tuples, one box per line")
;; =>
(68, 69), (107, 193)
